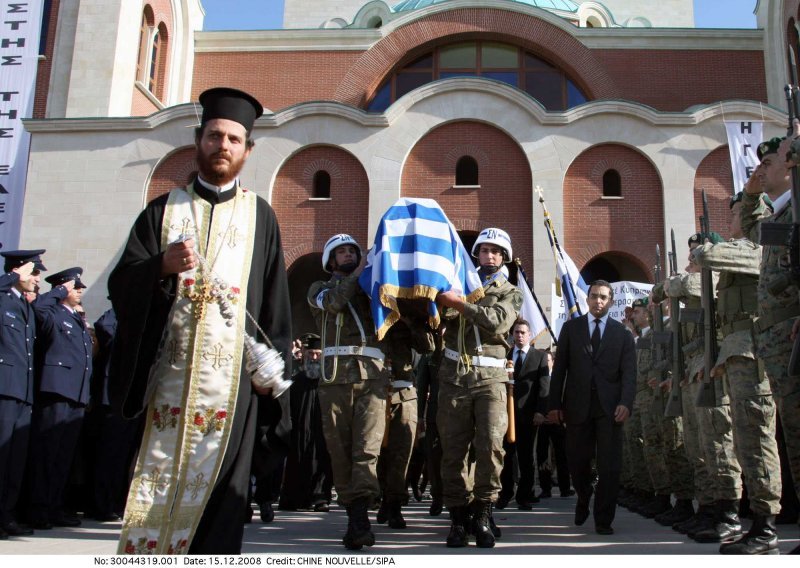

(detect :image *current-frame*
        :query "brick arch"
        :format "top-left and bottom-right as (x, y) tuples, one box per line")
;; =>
(147, 146), (197, 203)
(272, 145), (370, 268)
(564, 143), (664, 278)
(333, 7), (620, 108)
(694, 146), (734, 238)
(400, 120), (533, 270)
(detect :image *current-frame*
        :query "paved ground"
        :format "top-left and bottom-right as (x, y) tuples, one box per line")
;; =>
(1, 494), (798, 555)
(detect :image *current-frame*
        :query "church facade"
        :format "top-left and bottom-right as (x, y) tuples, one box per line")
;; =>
(21, 0), (797, 335)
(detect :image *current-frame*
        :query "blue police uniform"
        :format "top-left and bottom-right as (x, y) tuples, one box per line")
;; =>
(0, 249), (45, 537)
(27, 267), (93, 528)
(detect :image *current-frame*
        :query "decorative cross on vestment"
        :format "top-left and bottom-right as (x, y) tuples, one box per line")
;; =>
(140, 468), (169, 497)
(221, 226), (244, 249)
(186, 472), (210, 501)
(167, 339), (186, 365)
(169, 217), (194, 237)
(185, 280), (216, 320)
(202, 342), (233, 370)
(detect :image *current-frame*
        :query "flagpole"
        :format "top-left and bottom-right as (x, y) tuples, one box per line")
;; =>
(515, 258), (557, 344)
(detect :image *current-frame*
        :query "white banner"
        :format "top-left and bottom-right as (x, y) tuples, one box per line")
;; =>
(550, 280), (652, 340)
(0, 1), (43, 251)
(724, 120), (763, 194)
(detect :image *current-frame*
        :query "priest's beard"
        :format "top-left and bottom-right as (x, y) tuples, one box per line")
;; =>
(196, 147), (247, 187)
(304, 360), (321, 379)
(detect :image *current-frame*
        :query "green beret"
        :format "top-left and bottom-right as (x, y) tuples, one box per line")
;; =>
(688, 232), (724, 246)
(632, 297), (649, 309)
(757, 137), (784, 161)
(729, 192), (744, 208)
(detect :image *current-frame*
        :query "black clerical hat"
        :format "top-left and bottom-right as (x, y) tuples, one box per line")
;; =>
(199, 87), (263, 131)
(45, 267), (86, 289)
(1, 249), (46, 272)
(300, 333), (321, 350)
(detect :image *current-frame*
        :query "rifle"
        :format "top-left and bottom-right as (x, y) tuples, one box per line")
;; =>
(696, 190), (721, 408)
(664, 229), (684, 417)
(650, 245), (668, 416)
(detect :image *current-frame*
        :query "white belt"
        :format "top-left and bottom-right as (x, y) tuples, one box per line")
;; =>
(323, 345), (385, 360)
(392, 380), (413, 389)
(443, 348), (507, 368)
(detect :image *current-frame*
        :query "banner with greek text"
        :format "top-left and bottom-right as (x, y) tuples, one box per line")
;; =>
(550, 280), (652, 340)
(724, 120), (763, 194)
(0, 1), (43, 251)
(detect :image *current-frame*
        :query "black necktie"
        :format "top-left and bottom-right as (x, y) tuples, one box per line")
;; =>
(514, 349), (524, 378)
(591, 318), (602, 354)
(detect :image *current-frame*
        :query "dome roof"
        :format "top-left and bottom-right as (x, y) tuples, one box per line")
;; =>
(392, 0), (580, 14)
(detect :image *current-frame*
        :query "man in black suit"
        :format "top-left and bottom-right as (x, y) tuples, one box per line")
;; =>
(498, 319), (548, 510)
(547, 280), (636, 535)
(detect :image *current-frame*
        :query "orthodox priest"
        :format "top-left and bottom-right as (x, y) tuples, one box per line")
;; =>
(108, 88), (292, 555)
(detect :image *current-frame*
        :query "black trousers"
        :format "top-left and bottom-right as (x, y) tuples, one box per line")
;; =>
(0, 396), (31, 524)
(565, 393), (623, 527)
(27, 393), (85, 521)
(536, 423), (570, 492)
(499, 418), (537, 503)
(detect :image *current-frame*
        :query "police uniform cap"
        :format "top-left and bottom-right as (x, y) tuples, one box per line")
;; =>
(632, 297), (649, 309)
(198, 87), (263, 132)
(757, 137), (784, 161)
(45, 267), (86, 289)
(2, 249), (46, 272)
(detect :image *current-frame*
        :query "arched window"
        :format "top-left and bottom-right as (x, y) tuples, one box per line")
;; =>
(313, 170), (331, 198)
(455, 156), (479, 186)
(367, 41), (588, 112)
(136, 6), (155, 85)
(148, 28), (160, 93)
(602, 169), (622, 197)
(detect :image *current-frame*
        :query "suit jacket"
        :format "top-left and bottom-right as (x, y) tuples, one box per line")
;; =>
(547, 314), (636, 425)
(507, 347), (548, 419)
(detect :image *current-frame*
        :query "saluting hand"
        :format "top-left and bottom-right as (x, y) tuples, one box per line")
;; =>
(11, 261), (34, 279)
(162, 238), (197, 277)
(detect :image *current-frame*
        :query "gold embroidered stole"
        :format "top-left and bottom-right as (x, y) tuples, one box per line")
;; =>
(119, 185), (256, 555)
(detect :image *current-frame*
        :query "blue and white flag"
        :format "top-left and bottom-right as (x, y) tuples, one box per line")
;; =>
(358, 198), (484, 340)
(516, 263), (554, 343)
(540, 194), (588, 320)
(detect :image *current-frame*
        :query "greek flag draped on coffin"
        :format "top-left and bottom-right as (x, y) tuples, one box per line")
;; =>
(358, 198), (484, 340)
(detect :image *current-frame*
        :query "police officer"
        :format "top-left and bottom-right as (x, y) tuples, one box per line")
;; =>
(435, 228), (522, 549)
(0, 250), (46, 538)
(27, 267), (93, 529)
(307, 234), (387, 551)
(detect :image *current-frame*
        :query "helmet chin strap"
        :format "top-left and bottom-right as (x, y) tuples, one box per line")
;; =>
(479, 264), (500, 276)
(336, 261), (358, 274)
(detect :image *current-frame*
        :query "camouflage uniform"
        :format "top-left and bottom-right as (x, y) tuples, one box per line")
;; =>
(693, 237), (782, 516)
(636, 328), (671, 497)
(437, 272), (521, 508)
(377, 376), (418, 523)
(308, 272), (388, 507)
(649, 314), (695, 502)
(742, 191), (800, 505)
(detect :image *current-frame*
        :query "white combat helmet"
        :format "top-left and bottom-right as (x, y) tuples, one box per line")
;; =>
(471, 227), (513, 262)
(322, 233), (362, 272)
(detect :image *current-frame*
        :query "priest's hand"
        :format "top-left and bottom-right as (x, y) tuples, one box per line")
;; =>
(162, 238), (197, 277)
(546, 409), (563, 424)
(614, 405), (630, 423)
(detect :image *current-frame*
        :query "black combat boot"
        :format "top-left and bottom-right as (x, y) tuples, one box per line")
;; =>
(471, 500), (496, 548)
(655, 499), (694, 526)
(640, 494), (672, 519)
(628, 490), (654, 514)
(343, 498), (375, 550)
(387, 501), (407, 529)
(488, 503), (501, 538)
(376, 500), (389, 524)
(446, 506), (470, 547)
(675, 503), (715, 534)
(692, 499), (742, 543)
(538, 469), (553, 499)
(429, 497), (443, 516)
(719, 515), (779, 555)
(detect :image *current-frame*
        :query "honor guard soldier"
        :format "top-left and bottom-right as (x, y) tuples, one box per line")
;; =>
(27, 267), (93, 529)
(0, 250), (46, 538)
(435, 228), (522, 549)
(308, 234), (388, 550)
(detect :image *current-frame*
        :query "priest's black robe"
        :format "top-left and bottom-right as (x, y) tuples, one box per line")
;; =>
(108, 181), (292, 554)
